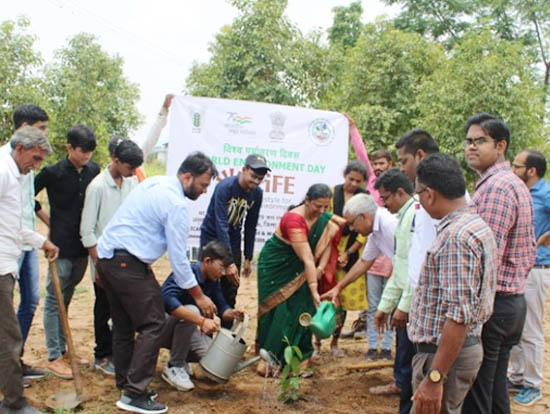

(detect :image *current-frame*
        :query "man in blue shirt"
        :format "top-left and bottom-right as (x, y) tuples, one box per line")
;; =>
(200, 154), (269, 327)
(509, 149), (550, 406)
(159, 241), (243, 392)
(97, 152), (218, 414)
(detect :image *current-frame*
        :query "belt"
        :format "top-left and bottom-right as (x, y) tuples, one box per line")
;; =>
(533, 264), (550, 269)
(114, 249), (133, 257)
(496, 292), (524, 297)
(414, 336), (480, 354)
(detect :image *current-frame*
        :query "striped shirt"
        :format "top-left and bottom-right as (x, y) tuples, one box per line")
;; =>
(408, 208), (498, 344)
(471, 161), (535, 293)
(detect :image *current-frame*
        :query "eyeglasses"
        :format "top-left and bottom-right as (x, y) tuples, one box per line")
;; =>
(512, 163), (527, 170)
(379, 192), (394, 203)
(416, 186), (429, 196)
(463, 137), (495, 148)
(351, 214), (364, 226)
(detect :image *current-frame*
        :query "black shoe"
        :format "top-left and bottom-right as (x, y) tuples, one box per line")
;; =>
(380, 349), (392, 361)
(22, 376), (31, 389)
(116, 393), (167, 414)
(365, 349), (378, 361)
(21, 363), (45, 379)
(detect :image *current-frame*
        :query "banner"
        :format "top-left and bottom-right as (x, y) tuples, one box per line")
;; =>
(167, 96), (349, 253)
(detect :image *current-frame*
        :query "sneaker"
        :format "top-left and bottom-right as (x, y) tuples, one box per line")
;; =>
(94, 357), (115, 376)
(46, 356), (73, 380)
(514, 387), (542, 406)
(121, 390), (158, 401)
(353, 329), (367, 339)
(22, 376), (32, 388)
(507, 378), (524, 393)
(341, 318), (366, 338)
(116, 393), (167, 414)
(365, 349), (378, 361)
(380, 349), (392, 361)
(161, 364), (194, 391)
(21, 363), (45, 379)
(62, 352), (89, 367)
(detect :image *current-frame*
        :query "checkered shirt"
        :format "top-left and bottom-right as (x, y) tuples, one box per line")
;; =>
(408, 208), (498, 344)
(471, 161), (536, 293)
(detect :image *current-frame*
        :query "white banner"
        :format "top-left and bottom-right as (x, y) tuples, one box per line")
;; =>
(167, 96), (349, 252)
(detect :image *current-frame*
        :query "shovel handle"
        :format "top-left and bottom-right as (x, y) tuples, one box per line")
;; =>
(49, 261), (84, 396)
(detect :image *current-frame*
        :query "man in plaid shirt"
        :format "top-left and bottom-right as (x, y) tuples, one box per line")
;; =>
(462, 113), (536, 414)
(408, 153), (497, 414)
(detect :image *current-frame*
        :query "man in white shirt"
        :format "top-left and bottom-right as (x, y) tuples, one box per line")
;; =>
(0, 126), (58, 414)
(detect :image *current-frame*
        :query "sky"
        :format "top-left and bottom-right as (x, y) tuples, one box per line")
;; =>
(4, 0), (398, 145)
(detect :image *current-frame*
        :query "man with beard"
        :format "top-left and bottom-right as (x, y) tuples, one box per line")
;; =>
(200, 154), (269, 327)
(97, 152), (218, 414)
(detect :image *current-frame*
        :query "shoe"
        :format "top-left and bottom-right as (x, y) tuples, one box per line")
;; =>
(353, 330), (367, 339)
(365, 349), (378, 361)
(514, 387), (542, 406)
(507, 378), (524, 393)
(161, 364), (195, 391)
(182, 362), (193, 377)
(22, 376), (31, 388)
(46, 356), (73, 379)
(94, 357), (115, 376)
(369, 382), (401, 396)
(116, 393), (168, 414)
(21, 362), (45, 379)
(380, 349), (392, 361)
(62, 352), (89, 367)
(341, 318), (366, 338)
(121, 390), (158, 401)
(2, 402), (45, 414)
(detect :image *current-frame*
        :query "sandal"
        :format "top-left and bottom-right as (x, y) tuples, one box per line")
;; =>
(331, 347), (345, 358)
(369, 382), (401, 396)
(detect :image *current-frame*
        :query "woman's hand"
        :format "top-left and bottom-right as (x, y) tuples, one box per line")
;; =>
(311, 291), (321, 308)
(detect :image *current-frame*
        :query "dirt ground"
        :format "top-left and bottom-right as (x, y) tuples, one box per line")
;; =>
(14, 249), (550, 414)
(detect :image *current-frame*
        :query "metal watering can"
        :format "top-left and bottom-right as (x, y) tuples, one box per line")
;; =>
(199, 314), (272, 384)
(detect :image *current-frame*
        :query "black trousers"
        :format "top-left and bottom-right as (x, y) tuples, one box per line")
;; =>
(98, 254), (165, 397)
(220, 249), (242, 329)
(93, 283), (113, 359)
(462, 293), (526, 414)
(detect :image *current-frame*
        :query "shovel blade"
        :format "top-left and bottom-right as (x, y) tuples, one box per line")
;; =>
(45, 392), (86, 410)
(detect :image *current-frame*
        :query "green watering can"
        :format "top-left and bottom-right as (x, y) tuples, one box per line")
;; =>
(300, 301), (343, 339)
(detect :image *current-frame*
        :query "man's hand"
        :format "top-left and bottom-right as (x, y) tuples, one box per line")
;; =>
(242, 259), (252, 278)
(412, 377), (443, 414)
(391, 309), (409, 331)
(320, 285), (341, 304)
(42, 240), (59, 262)
(222, 309), (244, 322)
(537, 232), (550, 247)
(162, 94), (175, 111)
(226, 264), (240, 286)
(200, 318), (220, 335)
(195, 293), (217, 319)
(374, 310), (389, 333)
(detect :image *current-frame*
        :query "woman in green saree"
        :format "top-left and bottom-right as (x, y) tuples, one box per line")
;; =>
(256, 184), (346, 374)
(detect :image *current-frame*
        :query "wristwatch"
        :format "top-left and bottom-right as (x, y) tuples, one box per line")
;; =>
(428, 369), (443, 383)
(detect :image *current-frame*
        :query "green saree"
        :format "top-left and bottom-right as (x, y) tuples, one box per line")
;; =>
(256, 211), (342, 365)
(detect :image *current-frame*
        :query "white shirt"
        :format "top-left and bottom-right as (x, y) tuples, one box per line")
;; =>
(362, 207), (398, 261)
(0, 155), (46, 276)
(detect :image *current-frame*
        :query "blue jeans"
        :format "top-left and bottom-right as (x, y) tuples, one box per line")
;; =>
(17, 249), (40, 346)
(43, 257), (88, 361)
(366, 274), (394, 350)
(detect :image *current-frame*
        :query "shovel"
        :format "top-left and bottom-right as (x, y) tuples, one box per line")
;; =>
(45, 260), (87, 410)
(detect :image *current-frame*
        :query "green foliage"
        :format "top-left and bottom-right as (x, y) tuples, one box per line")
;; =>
(328, 1), (364, 49)
(0, 17), (46, 142)
(143, 159), (167, 177)
(278, 336), (303, 403)
(43, 33), (142, 166)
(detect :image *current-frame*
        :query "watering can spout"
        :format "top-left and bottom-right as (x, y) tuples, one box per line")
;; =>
(234, 349), (274, 373)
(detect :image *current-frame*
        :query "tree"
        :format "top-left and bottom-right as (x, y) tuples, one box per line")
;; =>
(0, 17), (46, 142)
(43, 33), (141, 165)
(328, 1), (364, 49)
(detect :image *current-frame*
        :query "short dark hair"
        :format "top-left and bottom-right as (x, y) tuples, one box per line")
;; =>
(114, 140), (143, 168)
(417, 153), (466, 199)
(13, 104), (48, 130)
(67, 124), (97, 152)
(306, 183), (332, 201)
(199, 241), (234, 266)
(374, 168), (414, 195)
(371, 149), (392, 163)
(395, 129), (439, 156)
(524, 149), (547, 178)
(177, 151), (218, 178)
(465, 113), (510, 154)
(344, 160), (368, 181)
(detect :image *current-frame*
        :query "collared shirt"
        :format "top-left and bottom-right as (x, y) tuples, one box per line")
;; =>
(471, 161), (535, 293)
(0, 155), (46, 275)
(0, 144), (36, 251)
(35, 158), (100, 258)
(378, 197), (417, 313)
(161, 262), (230, 317)
(80, 168), (138, 248)
(362, 207), (397, 261)
(408, 208), (498, 344)
(530, 179), (550, 265)
(97, 175), (197, 290)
